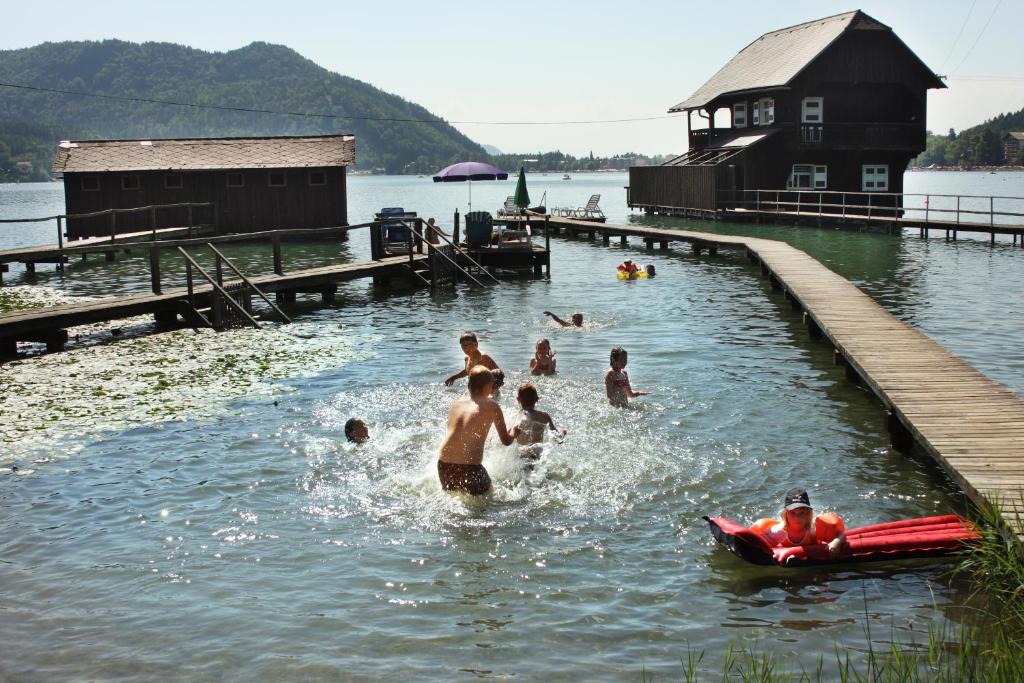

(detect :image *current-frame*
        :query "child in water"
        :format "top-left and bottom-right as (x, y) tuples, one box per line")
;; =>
(344, 417), (369, 443)
(437, 366), (514, 495)
(543, 311), (584, 327)
(751, 488), (848, 559)
(444, 331), (501, 387)
(530, 338), (557, 375)
(512, 383), (566, 459)
(605, 346), (649, 407)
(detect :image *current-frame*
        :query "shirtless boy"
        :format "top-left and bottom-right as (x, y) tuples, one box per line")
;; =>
(438, 366), (514, 495)
(444, 331), (500, 386)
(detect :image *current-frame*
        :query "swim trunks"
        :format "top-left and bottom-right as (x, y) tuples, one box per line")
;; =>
(437, 461), (492, 495)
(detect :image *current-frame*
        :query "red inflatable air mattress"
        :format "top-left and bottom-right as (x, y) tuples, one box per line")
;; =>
(704, 514), (979, 567)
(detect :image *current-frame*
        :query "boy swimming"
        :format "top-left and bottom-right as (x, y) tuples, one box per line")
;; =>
(605, 346), (649, 407)
(530, 338), (557, 375)
(444, 331), (501, 387)
(512, 383), (567, 459)
(543, 311), (584, 327)
(437, 366), (515, 495)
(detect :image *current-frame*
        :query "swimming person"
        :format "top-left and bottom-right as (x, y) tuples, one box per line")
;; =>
(645, 264), (656, 278)
(437, 366), (514, 495)
(616, 259), (639, 276)
(444, 331), (501, 387)
(530, 338), (557, 375)
(543, 311), (584, 327)
(344, 417), (369, 443)
(512, 382), (567, 460)
(750, 488), (848, 559)
(605, 346), (649, 407)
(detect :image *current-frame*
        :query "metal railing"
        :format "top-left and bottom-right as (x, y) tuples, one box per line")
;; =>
(177, 244), (291, 330)
(719, 189), (1024, 227)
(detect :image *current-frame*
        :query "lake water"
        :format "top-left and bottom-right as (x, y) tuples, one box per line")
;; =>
(1, 171), (1022, 680)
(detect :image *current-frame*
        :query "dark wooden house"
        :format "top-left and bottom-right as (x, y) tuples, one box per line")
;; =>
(53, 134), (356, 239)
(628, 10), (945, 216)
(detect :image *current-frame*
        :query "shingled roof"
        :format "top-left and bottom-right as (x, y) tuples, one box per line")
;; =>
(669, 10), (944, 113)
(53, 134), (356, 174)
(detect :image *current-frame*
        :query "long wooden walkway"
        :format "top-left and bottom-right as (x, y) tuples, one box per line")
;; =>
(0, 254), (423, 352)
(545, 216), (1024, 536)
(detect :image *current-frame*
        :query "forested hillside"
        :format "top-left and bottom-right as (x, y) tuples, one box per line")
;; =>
(916, 107), (1024, 167)
(0, 40), (487, 181)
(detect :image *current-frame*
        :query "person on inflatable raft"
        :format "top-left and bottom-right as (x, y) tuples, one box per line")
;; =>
(752, 488), (849, 560)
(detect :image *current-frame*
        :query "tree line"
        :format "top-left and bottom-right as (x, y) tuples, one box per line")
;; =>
(915, 107), (1024, 167)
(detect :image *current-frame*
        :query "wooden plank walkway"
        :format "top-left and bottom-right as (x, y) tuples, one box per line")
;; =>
(0, 254), (423, 343)
(0, 225), (215, 266)
(723, 208), (1024, 242)
(545, 216), (1024, 536)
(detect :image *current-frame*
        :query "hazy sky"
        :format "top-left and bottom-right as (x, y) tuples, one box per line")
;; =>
(3, 0), (1022, 156)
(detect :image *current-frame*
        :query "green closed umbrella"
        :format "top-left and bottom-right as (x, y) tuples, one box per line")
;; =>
(513, 166), (530, 213)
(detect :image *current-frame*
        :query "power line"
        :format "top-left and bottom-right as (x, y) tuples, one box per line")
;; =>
(940, 0), (977, 71)
(0, 81), (684, 126)
(951, 0), (1003, 76)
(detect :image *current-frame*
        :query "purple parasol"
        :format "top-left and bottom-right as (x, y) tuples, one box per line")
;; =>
(432, 161), (509, 183)
(432, 161), (509, 212)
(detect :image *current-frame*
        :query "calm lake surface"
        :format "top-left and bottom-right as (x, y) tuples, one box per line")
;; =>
(1, 171), (1023, 680)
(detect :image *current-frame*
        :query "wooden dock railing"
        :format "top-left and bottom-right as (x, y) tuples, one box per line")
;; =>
(720, 189), (1024, 228)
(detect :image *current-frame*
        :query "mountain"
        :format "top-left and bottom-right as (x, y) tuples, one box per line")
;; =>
(482, 144), (503, 155)
(0, 40), (487, 180)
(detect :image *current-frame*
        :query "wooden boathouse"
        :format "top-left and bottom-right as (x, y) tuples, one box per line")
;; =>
(629, 10), (945, 217)
(53, 134), (355, 239)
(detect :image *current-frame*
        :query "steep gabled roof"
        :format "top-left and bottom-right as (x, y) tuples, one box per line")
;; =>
(669, 10), (944, 112)
(53, 134), (356, 173)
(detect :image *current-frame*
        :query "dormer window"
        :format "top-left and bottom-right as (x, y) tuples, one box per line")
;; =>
(802, 97), (823, 123)
(759, 98), (775, 125)
(733, 102), (747, 128)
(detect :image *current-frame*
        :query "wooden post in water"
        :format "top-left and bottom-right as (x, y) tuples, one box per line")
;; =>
(149, 246), (161, 294)
(187, 205), (194, 238)
(990, 197), (995, 246)
(273, 234), (283, 275)
(150, 206), (157, 239)
(109, 211), (117, 241)
(56, 216), (65, 272)
(453, 210), (460, 245)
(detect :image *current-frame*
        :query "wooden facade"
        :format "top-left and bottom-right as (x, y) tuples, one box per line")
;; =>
(54, 135), (355, 239)
(629, 11), (944, 217)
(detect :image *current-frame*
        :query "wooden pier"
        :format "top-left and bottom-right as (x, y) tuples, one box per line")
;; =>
(629, 188), (1024, 245)
(544, 216), (1024, 537)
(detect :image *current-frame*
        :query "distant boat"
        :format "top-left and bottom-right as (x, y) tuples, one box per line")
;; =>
(562, 174), (571, 180)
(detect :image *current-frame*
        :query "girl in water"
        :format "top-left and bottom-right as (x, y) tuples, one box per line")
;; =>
(530, 338), (557, 376)
(604, 346), (649, 407)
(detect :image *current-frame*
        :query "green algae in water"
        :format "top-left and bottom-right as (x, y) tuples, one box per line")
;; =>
(0, 321), (377, 462)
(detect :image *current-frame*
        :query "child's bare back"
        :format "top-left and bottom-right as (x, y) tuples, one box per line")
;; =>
(437, 366), (513, 496)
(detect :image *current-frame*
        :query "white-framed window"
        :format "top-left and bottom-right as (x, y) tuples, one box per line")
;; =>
(121, 175), (140, 191)
(813, 165), (827, 189)
(308, 170), (327, 186)
(268, 172), (287, 188)
(862, 165), (888, 191)
(789, 164), (813, 189)
(81, 175), (100, 192)
(759, 98), (775, 125)
(752, 101), (760, 126)
(787, 164), (827, 190)
(733, 102), (747, 128)
(165, 173), (183, 189)
(226, 172), (244, 188)
(802, 97), (823, 123)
